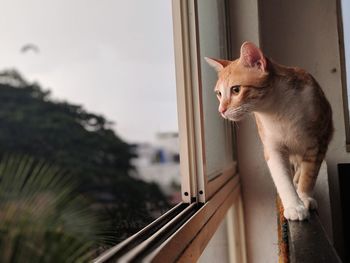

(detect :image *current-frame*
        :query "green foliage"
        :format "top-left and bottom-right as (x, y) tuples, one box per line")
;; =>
(0, 70), (170, 247)
(0, 70), (133, 183)
(0, 155), (98, 263)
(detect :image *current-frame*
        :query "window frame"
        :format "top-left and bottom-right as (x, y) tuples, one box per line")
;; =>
(337, 0), (350, 152)
(175, 0), (237, 204)
(93, 0), (246, 261)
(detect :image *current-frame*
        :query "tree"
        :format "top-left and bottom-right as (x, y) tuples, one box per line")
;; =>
(0, 70), (169, 247)
(0, 155), (98, 263)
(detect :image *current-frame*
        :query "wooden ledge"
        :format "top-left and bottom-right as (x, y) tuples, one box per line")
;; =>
(288, 212), (342, 263)
(277, 197), (342, 263)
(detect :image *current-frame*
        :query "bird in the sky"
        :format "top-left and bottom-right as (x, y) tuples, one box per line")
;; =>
(20, 44), (40, 54)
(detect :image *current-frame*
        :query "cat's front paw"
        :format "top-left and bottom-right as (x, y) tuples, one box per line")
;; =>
(284, 204), (309, 221)
(300, 196), (318, 210)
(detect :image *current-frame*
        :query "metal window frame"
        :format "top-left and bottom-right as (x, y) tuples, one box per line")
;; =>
(146, 176), (240, 262)
(93, 177), (241, 263)
(93, 0), (246, 261)
(174, 0), (237, 204)
(93, 203), (189, 263)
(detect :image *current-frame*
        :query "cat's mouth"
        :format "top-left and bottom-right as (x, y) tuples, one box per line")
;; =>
(222, 107), (249, 121)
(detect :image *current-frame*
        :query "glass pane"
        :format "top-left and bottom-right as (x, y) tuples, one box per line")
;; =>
(197, 0), (233, 179)
(0, 0), (179, 260)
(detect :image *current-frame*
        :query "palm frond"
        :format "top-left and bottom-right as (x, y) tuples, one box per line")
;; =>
(0, 155), (99, 263)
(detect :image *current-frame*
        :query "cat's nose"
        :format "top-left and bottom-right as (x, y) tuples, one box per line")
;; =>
(219, 106), (227, 114)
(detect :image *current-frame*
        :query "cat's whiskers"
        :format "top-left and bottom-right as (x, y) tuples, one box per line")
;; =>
(225, 103), (253, 120)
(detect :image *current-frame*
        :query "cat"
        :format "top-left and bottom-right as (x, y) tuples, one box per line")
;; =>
(205, 42), (333, 220)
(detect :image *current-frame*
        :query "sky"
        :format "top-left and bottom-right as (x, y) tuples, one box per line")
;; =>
(0, 0), (178, 144)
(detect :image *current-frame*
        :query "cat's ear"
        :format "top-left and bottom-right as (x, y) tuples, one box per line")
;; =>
(240, 42), (266, 71)
(204, 57), (231, 72)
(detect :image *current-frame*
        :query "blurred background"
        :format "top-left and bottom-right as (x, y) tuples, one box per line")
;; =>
(0, 0), (180, 261)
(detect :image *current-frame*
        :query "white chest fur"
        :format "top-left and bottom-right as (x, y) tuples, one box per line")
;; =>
(255, 84), (317, 154)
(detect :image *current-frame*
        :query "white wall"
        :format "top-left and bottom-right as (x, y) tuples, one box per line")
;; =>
(228, 1), (279, 263)
(227, 0), (349, 261)
(258, 0), (349, 258)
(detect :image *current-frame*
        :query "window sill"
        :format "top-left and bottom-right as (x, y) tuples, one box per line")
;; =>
(288, 212), (342, 263)
(94, 176), (240, 262)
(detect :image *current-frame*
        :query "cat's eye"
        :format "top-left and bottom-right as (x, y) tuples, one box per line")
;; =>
(215, 90), (222, 97)
(230, 85), (241, 95)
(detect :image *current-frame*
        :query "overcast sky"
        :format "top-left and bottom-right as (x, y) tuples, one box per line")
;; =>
(0, 0), (178, 143)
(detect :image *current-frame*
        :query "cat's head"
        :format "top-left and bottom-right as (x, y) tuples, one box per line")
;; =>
(205, 42), (271, 121)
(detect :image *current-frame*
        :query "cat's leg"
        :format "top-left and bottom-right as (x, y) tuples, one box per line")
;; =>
(290, 155), (301, 187)
(297, 151), (323, 210)
(266, 147), (309, 220)
(293, 166), (301, 188)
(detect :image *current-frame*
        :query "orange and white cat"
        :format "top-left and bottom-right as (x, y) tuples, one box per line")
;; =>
(206, 42), (333, 220)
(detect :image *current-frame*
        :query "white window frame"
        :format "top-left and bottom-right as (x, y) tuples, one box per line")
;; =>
(94, 0), (246, 262)
(175, 0), (236, 204)
(153, 1), (245, 261)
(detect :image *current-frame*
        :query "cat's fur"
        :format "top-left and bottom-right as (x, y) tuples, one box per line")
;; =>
(206, 42), (333, 220)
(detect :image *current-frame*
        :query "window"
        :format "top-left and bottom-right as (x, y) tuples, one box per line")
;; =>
(0, 0), (247, 261)
(94, 0), (246, 262)
(0, 0), (181, 260)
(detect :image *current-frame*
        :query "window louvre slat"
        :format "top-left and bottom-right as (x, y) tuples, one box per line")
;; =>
(93, 203), (187, 263)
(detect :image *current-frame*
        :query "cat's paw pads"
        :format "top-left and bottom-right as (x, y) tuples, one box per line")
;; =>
(300, 196), (318, 210)
(284, 204), (309, 221)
